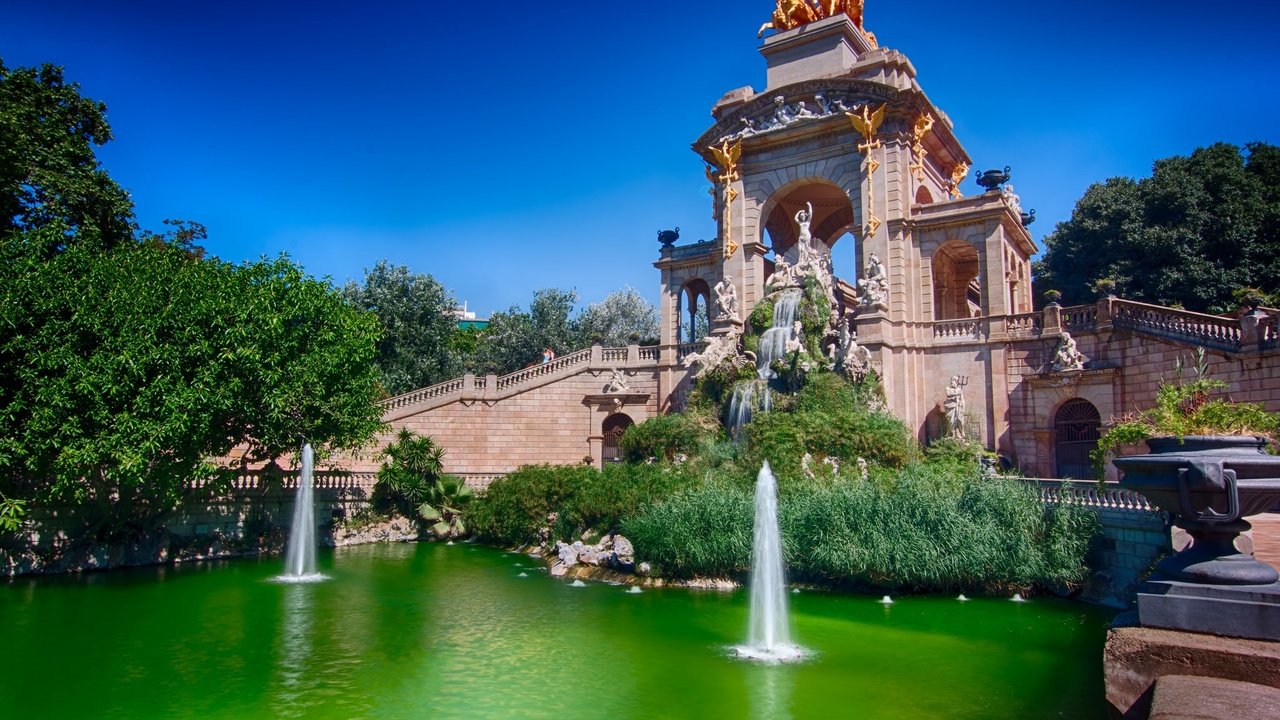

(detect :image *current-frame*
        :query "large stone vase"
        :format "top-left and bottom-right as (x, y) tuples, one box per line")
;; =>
(1115, 436), (1280, 585)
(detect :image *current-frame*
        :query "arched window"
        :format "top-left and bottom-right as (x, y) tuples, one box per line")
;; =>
(1054, 399), (1101, 479)
(602, 413), (635, 464)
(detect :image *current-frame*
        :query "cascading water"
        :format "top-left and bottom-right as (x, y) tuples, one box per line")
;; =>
(727, 289), (802, 437)
(278, 443), (325, 583)
(734, 461), (805, 663)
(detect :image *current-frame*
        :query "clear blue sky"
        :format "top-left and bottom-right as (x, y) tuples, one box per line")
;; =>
(4, 1), (1277, 316)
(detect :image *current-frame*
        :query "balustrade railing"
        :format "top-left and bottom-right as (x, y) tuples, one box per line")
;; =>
(1005, 312), (1042, 337)
(1261, 314), (1279, 351)
(601, 348), (628, 363)
(931, 317), (985, 341)
(1111, 299), (1242, 352)
(677, 342), (704, 363)
(1059, 305), (1098, 332)
(1023, 478), (1158, 512)
(638, 346), (660, 361)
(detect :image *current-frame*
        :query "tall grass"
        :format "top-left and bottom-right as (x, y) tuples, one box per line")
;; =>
(623, 462), (1097, 593)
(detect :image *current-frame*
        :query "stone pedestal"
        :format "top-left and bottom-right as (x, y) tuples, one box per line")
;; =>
(1104, 622), (1280, 719)
(1137, 578), (1280, 642)
(760, 15), (876, 90)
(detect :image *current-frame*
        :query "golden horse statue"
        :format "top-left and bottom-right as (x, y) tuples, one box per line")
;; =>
(757, 0), (818, 38)
(759, 0), (874, 43)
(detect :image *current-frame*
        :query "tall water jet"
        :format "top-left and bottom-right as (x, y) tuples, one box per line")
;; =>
(279, 443), (324, 582)
(734, 461), (805, 662)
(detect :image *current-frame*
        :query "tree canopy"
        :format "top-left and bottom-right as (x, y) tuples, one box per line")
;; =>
(0, 61), (384, 535)
(1034, 142), (1280, 312)
(0, 232), (385, 536)
(342, 261), (461, 396)
(0, 59), (135, 250)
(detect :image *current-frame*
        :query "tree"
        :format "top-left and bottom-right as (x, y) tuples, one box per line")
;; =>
(473, 288), (582, 374)
(0, 60), (135, 249)
(372, 429), (473, 538)
(1034, 142), (1280, 312)
(0, 232), (384, 537)
(342, 260), (460, 396)
(577, 286), (659, 346)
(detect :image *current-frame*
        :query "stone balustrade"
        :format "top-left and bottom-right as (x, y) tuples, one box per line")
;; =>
(1024, 478), (1158, 512)
(1110, 299), (1244, 352)
(931, 317), (986, 342)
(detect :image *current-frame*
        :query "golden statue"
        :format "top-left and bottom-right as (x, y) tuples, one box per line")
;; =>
(847, 103), (885, 151)
(757, 0), (818, 38)
(813, 0), (865, 28)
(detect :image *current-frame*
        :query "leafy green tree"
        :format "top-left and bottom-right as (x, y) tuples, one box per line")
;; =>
(473, 288), (583, 374)
(577, 286), (659, 346)
(0, 232), (384, 536)
(1035, 142), (1280, 312)
(0, 60), (135, 249)
(342, 260), (461, 396)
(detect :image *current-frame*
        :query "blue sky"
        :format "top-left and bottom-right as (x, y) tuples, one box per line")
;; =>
(4, 1), (1277, 317)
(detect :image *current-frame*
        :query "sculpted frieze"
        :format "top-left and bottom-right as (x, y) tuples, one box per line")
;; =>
(696, 79), (899, 149)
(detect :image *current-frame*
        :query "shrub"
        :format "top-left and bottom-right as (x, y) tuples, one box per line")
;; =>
(622, 480), (753, 578)
(372, 430), (473, 538)
(468, 465), (596, 546)
(619, 414), (705, 462)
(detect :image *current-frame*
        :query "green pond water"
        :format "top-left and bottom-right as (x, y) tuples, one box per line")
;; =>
(0, 543), (1112, 719)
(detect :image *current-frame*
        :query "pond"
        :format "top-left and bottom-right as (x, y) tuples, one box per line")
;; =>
(0, 543), (1112, 719)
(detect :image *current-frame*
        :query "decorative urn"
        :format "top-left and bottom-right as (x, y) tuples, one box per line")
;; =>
(657, 227), (680, 248)
(1114, 436), (1280, 585)
(1020, 209), (1035, 226)
(975, 165), (1011, 192)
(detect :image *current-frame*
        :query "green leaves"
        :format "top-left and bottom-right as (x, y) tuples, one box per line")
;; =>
(0, 60), (135, 249)
(374, 431), (473, 538)
(1037, 142), (1280, 312)
(0, 236), (384, 535)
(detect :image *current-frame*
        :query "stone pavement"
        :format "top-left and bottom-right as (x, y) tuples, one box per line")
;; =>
(1250, 512), (1280, 570)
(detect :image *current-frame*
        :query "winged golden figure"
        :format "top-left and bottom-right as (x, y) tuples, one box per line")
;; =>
(847, 104), (885, 143)
(708, 139), (742, 180)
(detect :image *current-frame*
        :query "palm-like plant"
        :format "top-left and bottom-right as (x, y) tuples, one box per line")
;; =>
(375, 430), (473, 538)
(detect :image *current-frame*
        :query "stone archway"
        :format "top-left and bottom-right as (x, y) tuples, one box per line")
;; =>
(678, 279), (711, 344)
(601, 413), (635, 464)
(757, 179), (856, 285)
(1054, 398), (1101, 479)
(931, 240), (982, 319)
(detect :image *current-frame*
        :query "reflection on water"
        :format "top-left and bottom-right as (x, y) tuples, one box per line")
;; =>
(274, 584), (313, 718)
(750, 665), (795, 720)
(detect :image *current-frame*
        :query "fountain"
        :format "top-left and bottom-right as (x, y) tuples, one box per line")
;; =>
(727, 289), (802, 437)
(278, 443), (324, 583)
(734, 461), (806, 663)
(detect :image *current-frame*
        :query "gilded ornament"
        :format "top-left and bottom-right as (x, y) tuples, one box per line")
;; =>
(910, 112), (934, 184)
(847, 104), (885, 152)
(708, 139), (743, 259)
(948, 162), (969, 199)
(757, 0), (818, 38)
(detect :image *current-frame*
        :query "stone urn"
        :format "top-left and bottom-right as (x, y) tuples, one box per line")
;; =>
(1114, 436), (1280, 585)
(1020, 209), (1035, 226)
(975, 165), (1011, 192)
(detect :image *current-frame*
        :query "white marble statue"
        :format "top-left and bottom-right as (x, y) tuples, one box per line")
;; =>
(784, 320), (804, 355)
(1051, 331), (1087, 372)
(943, 375), (967, 440)
(682, 329), (742, 378)
(713, 274), (740, 321)
(604, 368), (631, 394)
(1002, 183), (1022, 215)
(858, 252), (889, 309)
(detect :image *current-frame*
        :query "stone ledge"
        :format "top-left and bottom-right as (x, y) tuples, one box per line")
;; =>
(1150, 674), (1280, 720)
(1105, 623), (1280, 719)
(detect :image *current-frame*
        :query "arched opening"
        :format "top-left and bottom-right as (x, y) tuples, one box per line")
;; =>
(602, 413), (635, 464)
(921, 407), (947, 445)
(678, 279), (710, 344)
(759, 180), (856, 285)
(1054, 399), (1101, 479)
(931, 240), (982, 320)
(915, 186), (935, 205)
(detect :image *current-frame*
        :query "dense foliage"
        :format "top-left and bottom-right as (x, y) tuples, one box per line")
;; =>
(623, 467), (1096, 592)
(1035, 142), (1280, 312)
(0, 59), (134, 248)
(0, 234), (384, 536)
(469, 463), (697, 547)
(342, 261), (462, 396)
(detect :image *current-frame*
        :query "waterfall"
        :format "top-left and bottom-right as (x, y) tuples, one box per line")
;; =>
(734, 461), (805, 662)
(726, 290), (802, 437)
(279, 443), (324, 582)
